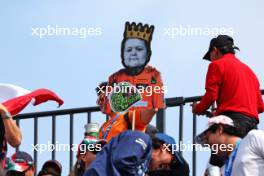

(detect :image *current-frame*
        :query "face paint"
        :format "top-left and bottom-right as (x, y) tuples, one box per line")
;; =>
(123, 38), (147, 68)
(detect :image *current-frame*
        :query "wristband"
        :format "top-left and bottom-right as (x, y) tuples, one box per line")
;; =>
(1, 111), (12, 119)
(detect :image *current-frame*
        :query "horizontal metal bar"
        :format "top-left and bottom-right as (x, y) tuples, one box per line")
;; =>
(184, 96), (203, 103)
(165, 97), (185, 107)
(13, 90), (264, 120)
(14, 106), (100, 120)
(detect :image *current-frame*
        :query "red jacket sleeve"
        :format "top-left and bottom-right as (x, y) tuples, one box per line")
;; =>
(195, 62), (222, 114)
(257, 88), (264, 113)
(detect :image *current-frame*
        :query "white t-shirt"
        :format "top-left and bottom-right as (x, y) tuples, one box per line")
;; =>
(223, 130), (264, 176)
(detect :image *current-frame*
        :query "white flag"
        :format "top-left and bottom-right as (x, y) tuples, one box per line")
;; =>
(0, 83), (31, 102)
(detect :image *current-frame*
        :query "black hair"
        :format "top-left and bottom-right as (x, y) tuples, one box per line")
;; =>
(217, 46), (236, 54)
(150, 137), (190, 176)
(207, 123), (240, 137)
(95, 82), (108, 96)
(38, 168), (60, 176)
(151, 136), (174, 152)
(147, 170), (175, 176)
(38, 163), (61, 176)
(151, 136), (163, 149)
(120, 38), (152, 69)
(145, 125), (159, 137)
(70, 160), (85, 176)
(216, 38), (239, 54)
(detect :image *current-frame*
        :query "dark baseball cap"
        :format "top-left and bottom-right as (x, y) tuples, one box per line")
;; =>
(155, 133), (176, 146)
(203, 35), (238, 61)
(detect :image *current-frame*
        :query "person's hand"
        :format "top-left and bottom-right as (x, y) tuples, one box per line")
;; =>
(191, 102), (198, 114)
(191, 102), (207, 116)
(205, 108), (216, 117)
(204, 170), (209, 176)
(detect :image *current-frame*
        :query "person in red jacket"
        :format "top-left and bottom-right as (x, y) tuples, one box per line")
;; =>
(192, 35), (264, 170)
(96, 22), (165, 141)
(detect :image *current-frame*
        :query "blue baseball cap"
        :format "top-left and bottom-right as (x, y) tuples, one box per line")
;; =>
(84, 130), (152, 176)
(155, 133), (176, 145)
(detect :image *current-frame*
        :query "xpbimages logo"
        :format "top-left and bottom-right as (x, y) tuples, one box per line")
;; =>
(162, 141), (234, 154)
(31, 141), (103, 154)
(31, 25), (102, 38)
(96, 82), (167, 97)
(163, 25), (234, 38)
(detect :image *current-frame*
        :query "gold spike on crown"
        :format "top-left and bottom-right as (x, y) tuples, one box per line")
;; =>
(124, 22), (154, 43)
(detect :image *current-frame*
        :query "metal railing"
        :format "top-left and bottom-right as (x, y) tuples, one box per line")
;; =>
(14, 90), (264, 176)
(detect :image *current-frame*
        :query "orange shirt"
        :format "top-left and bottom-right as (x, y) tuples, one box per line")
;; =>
(100, 65), (165, 115)
(97, 65), (165, 141)
(98, 111), (146, 141)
